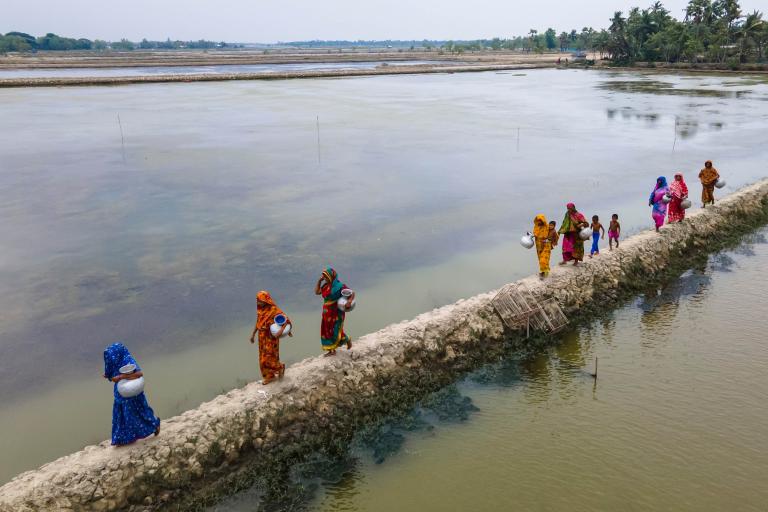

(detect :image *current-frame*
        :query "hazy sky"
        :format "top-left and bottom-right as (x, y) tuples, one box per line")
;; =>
(2, 0), (764, 42)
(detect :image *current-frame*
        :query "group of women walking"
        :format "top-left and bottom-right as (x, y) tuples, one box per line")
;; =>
(649, 161), (721, 231)
(101, 161), (723, 448)
(103, 267), (354, 446)
(533, 160), (723, 278)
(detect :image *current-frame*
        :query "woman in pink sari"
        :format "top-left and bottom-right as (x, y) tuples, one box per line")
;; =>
(558, 203), (589, 265)
(649, 176), (669, 232)
(667, 173), (689, 223)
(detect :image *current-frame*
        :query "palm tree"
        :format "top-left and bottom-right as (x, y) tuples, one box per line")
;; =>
(736, 10), (765, 61)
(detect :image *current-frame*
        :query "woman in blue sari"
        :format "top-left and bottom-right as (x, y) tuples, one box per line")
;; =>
(103, 343), (160, 445)
(315, 267), (355, 356)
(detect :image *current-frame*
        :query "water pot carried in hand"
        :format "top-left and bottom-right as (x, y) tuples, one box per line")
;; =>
(520, 233), (535, 249)
(270, 314), (292, 338)
(116, 363), (145, 398)
(338, 288), (356, 312)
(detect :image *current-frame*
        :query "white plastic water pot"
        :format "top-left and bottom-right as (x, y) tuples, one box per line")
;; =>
(270, 314), (291, 338)
(117, 376), (145, 398)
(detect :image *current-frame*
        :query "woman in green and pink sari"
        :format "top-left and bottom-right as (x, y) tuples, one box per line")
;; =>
(315, 267), (355, 356)
(558, 203), (588, 266)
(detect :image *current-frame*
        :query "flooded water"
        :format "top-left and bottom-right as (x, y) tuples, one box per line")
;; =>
(0, 60), (445, 79)
(218, 231), (768, 512)
(1, 69), (767, 484)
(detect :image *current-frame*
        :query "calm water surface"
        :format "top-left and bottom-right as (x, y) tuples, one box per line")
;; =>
(218, 232), (768, 512)
(0, 60), (446, 79)
(0, 69), (767, 483)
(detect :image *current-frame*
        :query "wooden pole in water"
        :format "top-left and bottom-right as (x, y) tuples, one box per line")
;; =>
(117, 113), (126, 163)
(517, 127), (520, 152)
(594, 356), (598, 380)
(316, 115), (321, 165)
(672, 117), (678, 153)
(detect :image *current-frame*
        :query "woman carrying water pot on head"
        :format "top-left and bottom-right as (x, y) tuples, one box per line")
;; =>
(315, 267), (354, 356)
(250, 291), (291, 385)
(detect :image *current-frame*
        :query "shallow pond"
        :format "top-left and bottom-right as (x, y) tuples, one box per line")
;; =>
(216, 231), (768, 512)
(0, 69), (767, 483)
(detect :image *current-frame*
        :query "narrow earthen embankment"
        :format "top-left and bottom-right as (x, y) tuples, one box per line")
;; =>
(2, 180), (767, 512)
(0, 63), (550, 89)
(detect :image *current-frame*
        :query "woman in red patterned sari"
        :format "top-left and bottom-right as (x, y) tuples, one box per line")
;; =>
(315, 267), (355, 356)
(667, 173), (689, 224)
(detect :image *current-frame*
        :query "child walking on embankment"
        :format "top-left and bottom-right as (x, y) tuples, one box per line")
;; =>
(608, 214), (621, 250)
(590, 215), (604, 258)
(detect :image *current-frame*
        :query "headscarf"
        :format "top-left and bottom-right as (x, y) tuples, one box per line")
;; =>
(559, 204), (586, 234)
(533, 214), (549, 239)
(669, 173), (688, 198)
(322, 267), (344, 297)
(104, 342), (140, 380)
(650, 176), (668, 203)
(256, 290), (283, 331)
(700, 161), (719, 185)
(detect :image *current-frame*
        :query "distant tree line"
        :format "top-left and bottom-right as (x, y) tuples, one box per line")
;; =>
(3, 1), (765, 64)
(605, 0), (766, 65)
(0, 32), (233, 53)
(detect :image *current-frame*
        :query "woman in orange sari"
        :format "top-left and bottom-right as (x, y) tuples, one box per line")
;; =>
(249, 291), (291, 385)
(698, 160), (720, 207)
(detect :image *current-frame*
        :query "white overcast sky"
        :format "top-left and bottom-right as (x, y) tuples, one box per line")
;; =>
(2, 0), (764, 42)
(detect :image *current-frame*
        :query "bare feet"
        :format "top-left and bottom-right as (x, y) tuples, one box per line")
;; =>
(154, 425), (161, 437)
(346, 339), (352, 350)
(278, 364), (285, 379)
(558, 261), (568, 266)
(324, 350), (337, 357)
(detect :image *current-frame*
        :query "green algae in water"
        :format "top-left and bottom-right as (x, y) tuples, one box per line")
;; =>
(598, 80), (753, 98)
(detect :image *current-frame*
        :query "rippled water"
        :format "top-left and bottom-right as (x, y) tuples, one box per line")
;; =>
(1, 69), (767, 484)
(217, 231), (768, 512)
(0, 60), (445, 79)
